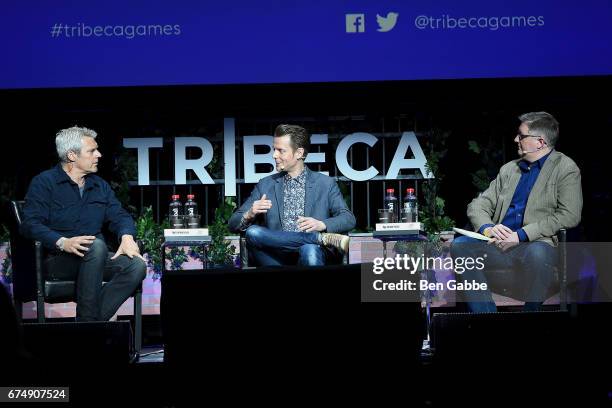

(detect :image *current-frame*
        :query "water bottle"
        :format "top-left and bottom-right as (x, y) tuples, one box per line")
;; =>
(184, 194), (198, 217)
(169, 194), (184, 228)
(384, 188), (399, 223)
(403, 188), (418, 223)
(169, 194), (182, 217)
(184, 194), (200, 228)
(168, 194), (183, 217)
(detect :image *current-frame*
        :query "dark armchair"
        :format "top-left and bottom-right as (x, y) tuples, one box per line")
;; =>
(7, 200), (143, 353)
(485, 228), (569, 311)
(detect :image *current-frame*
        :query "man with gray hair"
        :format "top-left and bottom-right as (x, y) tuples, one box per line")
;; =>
(451, 112), (582, 312)
(21, 126), (146, 321)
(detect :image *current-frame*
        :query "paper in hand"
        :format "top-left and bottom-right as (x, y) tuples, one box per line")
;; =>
(452, 227), (491, 241)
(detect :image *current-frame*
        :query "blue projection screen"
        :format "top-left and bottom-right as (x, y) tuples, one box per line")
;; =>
(2, 0), (612, 89)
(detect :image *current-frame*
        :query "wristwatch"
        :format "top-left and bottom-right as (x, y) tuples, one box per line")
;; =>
(56, 237), (67, 252)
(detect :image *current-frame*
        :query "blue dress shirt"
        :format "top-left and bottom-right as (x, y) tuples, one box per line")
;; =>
(479, 151), (552, 242)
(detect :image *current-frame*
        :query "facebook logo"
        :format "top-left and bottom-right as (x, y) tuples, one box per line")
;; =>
(346, 14), (365, 33)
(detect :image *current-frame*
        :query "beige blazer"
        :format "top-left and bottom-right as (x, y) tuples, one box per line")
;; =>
(467, 150), (582, 246)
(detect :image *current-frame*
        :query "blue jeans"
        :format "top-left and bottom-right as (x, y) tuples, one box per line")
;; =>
(450, 236), (557, 313)
(245, 225), (327, 266)
(45, 238), (147, 321)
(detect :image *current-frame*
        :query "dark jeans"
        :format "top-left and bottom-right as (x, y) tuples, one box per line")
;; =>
(45, 238), (147, 321)
(245, 225), (329, 266)
(450, 236), (557, 313)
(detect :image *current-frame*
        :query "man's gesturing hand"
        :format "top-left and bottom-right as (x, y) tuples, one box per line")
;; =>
(62, 236), (96, 257)
(297, 216), (326, 233)
(246, 193), (272, 220)
(112, 235), (145, 261)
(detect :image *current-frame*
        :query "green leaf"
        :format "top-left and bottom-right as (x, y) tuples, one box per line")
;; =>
(467, 140), (481, 154)
(208, 197), (237, 265)
(135, 206), (165, 275)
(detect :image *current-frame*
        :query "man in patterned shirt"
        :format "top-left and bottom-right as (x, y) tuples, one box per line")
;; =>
(229, 124), (356, 266)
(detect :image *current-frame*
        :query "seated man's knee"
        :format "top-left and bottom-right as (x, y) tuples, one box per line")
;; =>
(245, 225), (265, 247)
(299, 244), (324, 266)
(122, 257), (147, 287)
(523, 243), (557, 281)
(523, 242), (556, 265)
(132, 257), (147, 282)
(85, 238), (108, 259)
(451, 236), (475, 257)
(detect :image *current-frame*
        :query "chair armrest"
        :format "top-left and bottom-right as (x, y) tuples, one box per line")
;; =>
(556, 229), (568, 311)
(239, 231), (249, 268)
(557, 228), (567, 243)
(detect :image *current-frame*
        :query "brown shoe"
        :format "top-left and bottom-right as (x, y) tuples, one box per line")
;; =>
(320, 233), (350, 254)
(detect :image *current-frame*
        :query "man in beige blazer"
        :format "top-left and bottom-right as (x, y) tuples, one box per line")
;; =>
(451, 112), (582, 312)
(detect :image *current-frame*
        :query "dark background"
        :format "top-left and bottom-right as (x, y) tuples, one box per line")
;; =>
(1, 75), (610, 240)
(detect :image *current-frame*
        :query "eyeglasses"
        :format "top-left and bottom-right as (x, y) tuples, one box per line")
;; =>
(516, 132), (543, 141)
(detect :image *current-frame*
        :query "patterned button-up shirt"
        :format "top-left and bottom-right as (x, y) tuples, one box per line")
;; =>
(281, 169), (306, 231)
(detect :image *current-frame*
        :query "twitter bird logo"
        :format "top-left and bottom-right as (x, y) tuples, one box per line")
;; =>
(376, 12), (399, 32)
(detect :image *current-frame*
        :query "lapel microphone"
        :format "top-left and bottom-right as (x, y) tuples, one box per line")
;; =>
(521, 145), (544, 154)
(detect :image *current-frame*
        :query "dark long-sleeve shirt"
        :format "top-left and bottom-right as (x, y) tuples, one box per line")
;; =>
(20, 164), (136, 250)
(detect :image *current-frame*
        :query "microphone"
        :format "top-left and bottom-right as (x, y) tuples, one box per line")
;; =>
(520, 146), (543, 154)
(520, 140), (548, 154)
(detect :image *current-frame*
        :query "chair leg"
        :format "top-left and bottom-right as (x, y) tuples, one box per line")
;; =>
(240, 237), (249, 268)
(14, 300), (23, 323)
(36, 295), (45, 323)
(559, 269), (567, 312)
(559, 289), (567, 312)
(134, 291), (142, 353)
(570, 302), (578, 317)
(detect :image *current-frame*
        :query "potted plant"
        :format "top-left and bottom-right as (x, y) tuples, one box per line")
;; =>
(166, 246), (189, 271)
(208, 197), (237, 267)
(418, 128), (455, 243)
(135, 206), (169, 280)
